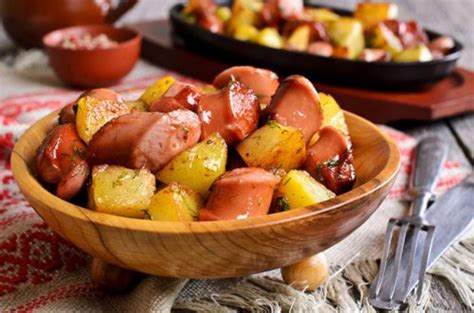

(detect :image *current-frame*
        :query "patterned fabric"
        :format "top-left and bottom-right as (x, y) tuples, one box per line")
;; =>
(0, 75), (470, 311)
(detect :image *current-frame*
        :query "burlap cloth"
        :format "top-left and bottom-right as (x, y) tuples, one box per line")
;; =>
(0, 54), (473, 312)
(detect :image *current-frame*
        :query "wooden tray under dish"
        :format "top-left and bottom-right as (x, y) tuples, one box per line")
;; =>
(129, 20), (474, 124)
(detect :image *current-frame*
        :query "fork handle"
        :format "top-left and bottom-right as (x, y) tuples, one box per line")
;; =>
(410, 136), (448, 217)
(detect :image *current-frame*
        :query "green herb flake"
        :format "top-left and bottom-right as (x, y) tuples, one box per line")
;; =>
(276, 197), (290, 212)
(142, 209), (153, 220)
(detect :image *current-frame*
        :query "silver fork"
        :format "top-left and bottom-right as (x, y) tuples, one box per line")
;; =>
(369, 136), (448, 310)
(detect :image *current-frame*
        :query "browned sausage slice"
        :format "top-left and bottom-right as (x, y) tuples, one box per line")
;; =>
(198, 80), (259, 145)
(199, 167), (280, 221)
(304, 126), (355, 194)
(305, 126), (348, 168)
(266, 75), (323, 144)
(88, 110), (201, 172)
(213, 66), (280, 102)
(35, 123), (89, 200)
(58, 102), (76, 124)
(150, 82), (203, 113)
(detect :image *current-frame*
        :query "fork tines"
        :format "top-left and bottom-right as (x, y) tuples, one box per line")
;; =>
(369, 218), (436, 309)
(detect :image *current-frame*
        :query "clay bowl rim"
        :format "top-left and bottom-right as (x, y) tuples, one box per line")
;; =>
(42, 24), (142, 52)
(11, 110), (400, 235)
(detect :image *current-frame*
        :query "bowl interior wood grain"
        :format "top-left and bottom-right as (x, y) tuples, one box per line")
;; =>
(11, 110), (400, 278)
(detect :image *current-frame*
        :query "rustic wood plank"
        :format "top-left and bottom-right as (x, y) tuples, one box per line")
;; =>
(448, 113), (474, 165)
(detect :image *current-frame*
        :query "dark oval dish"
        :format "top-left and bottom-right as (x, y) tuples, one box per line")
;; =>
(169, 3), (463, 88)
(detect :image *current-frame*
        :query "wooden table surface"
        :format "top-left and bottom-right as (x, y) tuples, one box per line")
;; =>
(0, 0), (472, 311)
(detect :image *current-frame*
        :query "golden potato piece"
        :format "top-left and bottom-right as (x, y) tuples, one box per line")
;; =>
(368, 23), (403, 56)
(216, 6), (232, 23)
(393, 44), (433, 62)
(255, 27), (284, 49)
(304, 8), (340, 25)
(320, 93), (348, 135)
(354, 2), (398, 28)
(237, 120), (306, 172)
(89, 165), (156, 218)
(156, 133), (227, 197)
(227, 9), (259, 34)
(309, 93), (351, 147)
(75, 96), (130, 143)
(139, 76), (176, 105)
(234, 24), (259, 41)
(286, 25), (311, 51)
(328, 18), (365, 59)
(275, 170), (335, 211)
(147, 183), (203, 221)
(126, 100), (148, 112)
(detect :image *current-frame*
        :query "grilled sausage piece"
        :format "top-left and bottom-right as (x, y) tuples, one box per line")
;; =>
(36, 123), (89, 200)
(58, 88), (123, 124)
(304, 126), (355, 194)
(198, 80), (259, 145)
(150, 82), (203, 113)
(213, 66), (280, 102)
(266, 75), (323, 144)
(199, 167), (281, 221)
(58, 102), (76, 124)
(88, 110), (201, 172)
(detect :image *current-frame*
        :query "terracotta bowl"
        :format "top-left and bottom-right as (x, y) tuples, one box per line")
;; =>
(11, 110), (400, 279)
(43, 25), (141, 88)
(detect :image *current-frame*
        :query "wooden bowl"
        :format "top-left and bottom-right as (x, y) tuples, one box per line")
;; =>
(43, 25), (141, 88)
(11, 111), (400, 279)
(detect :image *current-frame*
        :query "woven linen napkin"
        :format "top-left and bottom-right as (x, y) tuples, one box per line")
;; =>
(1, 71), (472, 312)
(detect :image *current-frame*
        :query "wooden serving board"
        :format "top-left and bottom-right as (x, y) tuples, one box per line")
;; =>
(129, 20), (474, 124)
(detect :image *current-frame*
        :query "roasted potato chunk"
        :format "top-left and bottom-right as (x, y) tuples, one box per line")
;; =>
(236, 120), (306, 172)
(156, 133), (227, 197)
(320, 93), (349, 137)
(275, 170), (335, 211)
(255, 27), (283, 49)
(216, 6), (232, 23)
(304, 8), (340, 25)
(139, 76), (176, 105)
(147, 183), (203, 221)
(88, 165), (156, 218)
(126, 100), (148, 112)
(227, 9), (260, 34)
(234, 24), (259, 41)
(354, 2), (398, 28)
(368, 23), (403, 56)
(328, 18), (365, 59)
(393, 44), (433, 62)
(75, 96), (130, 143)
(286, 25), (311, 51)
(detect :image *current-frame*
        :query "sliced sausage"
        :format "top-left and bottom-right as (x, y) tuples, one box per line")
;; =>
(150, 82), (203, 113)
(304, 126), (355, 194)
(58, 102), (76, 124)
(199, 167), (280, 221)
(213, 66), (279, 103)
(198, 11), (224, 33)
(58, 88), (122, 125)
(198, 80), (259, 145)
(36, 124), (89, 200)
(359, 49), (389, 62)
(79, 88), (123, 103)
(305, 126), (348, 168)
(278, 0), (303, 20)
(308, 42), (334, 57)
(88, 110), (201, 172)
(266, 75), (323, 144)
(282, 21), (328, 42)
(382, 20), (428, 49)
(428, 36), (455, 54)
